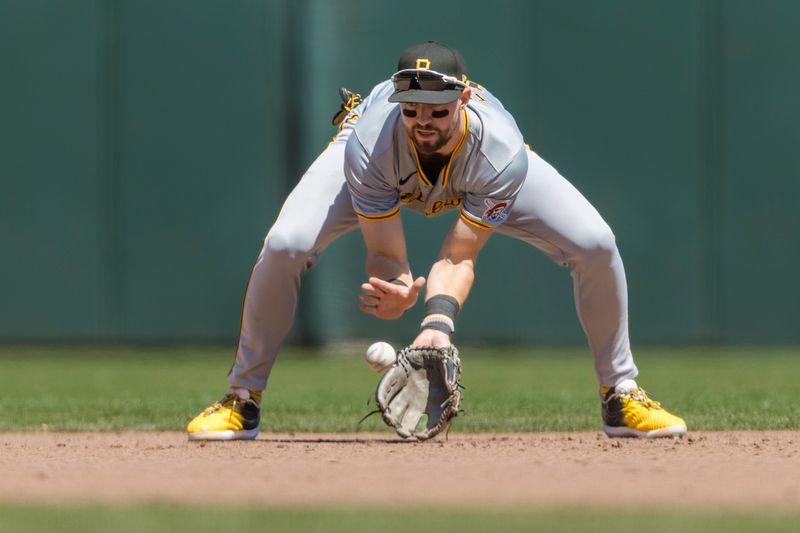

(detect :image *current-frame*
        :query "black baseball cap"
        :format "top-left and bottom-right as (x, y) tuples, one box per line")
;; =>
(388, 41), (468, 105)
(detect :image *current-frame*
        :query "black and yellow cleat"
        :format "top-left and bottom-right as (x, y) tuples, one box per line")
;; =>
(601, 380), (687, 438)
(331, 87), (362, 126)
(187, 389), (261, 441)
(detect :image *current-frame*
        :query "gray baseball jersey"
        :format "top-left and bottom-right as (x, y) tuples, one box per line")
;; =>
(344, 81), (527, 230)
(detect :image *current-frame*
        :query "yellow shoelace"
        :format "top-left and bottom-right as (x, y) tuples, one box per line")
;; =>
(616, 388), (663, 410)
(202, 394), (239, 417)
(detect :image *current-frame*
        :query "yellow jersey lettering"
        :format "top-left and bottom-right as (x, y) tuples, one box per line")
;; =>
(400, 189), (424, 204)
(424, 197), (463, 216)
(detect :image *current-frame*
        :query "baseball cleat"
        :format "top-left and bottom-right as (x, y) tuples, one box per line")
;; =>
(601, 379), (687, 438)
(187, 389), (261, 441)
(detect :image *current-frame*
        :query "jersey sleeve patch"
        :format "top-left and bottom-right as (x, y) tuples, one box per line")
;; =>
(480, 199), (510, 224)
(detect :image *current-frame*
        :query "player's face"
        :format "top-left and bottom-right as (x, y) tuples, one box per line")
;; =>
(399, 98), (462, 155)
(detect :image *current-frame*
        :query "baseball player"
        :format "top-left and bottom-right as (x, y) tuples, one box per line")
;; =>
(187, 41), (686, 440)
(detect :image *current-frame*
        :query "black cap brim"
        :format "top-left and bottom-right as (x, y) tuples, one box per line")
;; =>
(388, 89), (463, 105)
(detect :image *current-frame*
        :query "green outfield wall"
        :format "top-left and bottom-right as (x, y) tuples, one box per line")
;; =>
(1, 0), (798, 344)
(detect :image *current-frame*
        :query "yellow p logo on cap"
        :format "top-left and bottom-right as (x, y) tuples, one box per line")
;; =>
(415, 58), (431, 69)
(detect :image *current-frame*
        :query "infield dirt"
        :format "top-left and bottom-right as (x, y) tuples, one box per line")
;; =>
(1, 431), (798, 509)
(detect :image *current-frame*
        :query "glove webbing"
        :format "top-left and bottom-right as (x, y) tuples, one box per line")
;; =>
(331, 88), (362, 126)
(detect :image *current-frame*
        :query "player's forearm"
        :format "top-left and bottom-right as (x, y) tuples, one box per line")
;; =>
(365, 253), (413, 286)
(415, 257), (473, 338)
(358, 216), (414, 285)
(424, 216), (490, 306)
(425, 257), (475, 306)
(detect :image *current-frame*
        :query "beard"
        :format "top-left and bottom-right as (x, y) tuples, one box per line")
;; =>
(410, 121), (457, 154)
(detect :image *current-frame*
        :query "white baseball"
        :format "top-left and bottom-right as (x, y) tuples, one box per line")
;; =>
(365, 341), (397, 372)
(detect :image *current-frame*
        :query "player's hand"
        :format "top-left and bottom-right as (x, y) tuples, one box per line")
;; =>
(412, 328), (451, 348)
(359, 276), (425, 320)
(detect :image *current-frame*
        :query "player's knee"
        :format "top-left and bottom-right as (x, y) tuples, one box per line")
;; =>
(571, 225), (618, 265)
(261, 227), (315, 266)
(591, 225), (617, 253)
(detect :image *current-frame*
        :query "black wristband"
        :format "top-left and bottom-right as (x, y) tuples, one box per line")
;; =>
(420, 294), (460, 334)
(425, 294), (460, 317)
(420, 320), (454, 335)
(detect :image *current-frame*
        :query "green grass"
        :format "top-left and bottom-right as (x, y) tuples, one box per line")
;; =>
(1, 505), (799, 533)
(0, 345), (798, 432)
(1, 346), (799, 531)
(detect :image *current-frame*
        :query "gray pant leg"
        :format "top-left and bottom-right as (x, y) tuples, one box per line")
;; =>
(497, 151), (638, 387)
(228, 142), (358, 391)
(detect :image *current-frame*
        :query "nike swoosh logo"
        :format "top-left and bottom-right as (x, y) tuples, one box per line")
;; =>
(399, 170), (417, 186)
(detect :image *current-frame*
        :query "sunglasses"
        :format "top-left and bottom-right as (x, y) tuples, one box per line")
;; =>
(391, 69), (467, 92)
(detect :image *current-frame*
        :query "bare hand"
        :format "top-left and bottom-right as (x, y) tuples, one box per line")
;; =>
(412, 328), (451, 348)
(359, 276), (425, 320)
